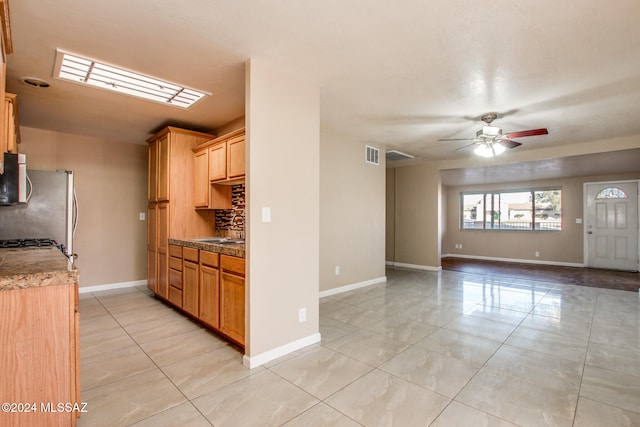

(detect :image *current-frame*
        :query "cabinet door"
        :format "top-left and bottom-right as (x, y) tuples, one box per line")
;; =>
(148, 140), (158, 202)
(227, 135), (245, 179)
(183, 260), (199, 316)
(220, 271), (245, 345)
(157, 134), (170, 202)
(147, 204), (157, 293)
(199, 263), (220, 328)
(208, 142), (227, 182)
(193, 148), (209, 207)
(156, 202), (169, 299)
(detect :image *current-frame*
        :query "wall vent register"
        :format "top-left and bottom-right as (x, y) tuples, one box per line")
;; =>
(365, 145), (380, 165)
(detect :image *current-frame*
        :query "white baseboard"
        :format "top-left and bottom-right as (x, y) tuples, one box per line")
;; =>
(319, 276), (387, 299)
(441, 254), (584, 268)
(386, 261), (442, 272)
(78, 280), (147, 294)
(242, 332), (321, 369)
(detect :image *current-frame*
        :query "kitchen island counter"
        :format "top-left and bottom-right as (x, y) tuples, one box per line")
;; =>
(0, 247), (78, 290)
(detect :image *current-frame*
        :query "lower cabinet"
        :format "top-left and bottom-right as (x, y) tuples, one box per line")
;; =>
(199, 251), (221, 329)
(164, 245), (244, 347)
(0, 283), (80, 427)
(182, 248), (199, 317)
(220, 255), (245, 346)
(168, 245), (183, 307)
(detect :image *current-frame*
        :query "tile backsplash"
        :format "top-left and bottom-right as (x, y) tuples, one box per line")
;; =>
(215, 184), (245, 236)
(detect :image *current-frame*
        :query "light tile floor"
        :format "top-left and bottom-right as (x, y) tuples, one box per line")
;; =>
(77, 267), (640, 426)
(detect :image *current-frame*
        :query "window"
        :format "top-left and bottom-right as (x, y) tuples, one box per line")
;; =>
(461, 188), (561, 231)
(596, 187), (627, 199)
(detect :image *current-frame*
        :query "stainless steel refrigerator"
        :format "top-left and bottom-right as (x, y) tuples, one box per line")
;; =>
(0, 169), (78, 261)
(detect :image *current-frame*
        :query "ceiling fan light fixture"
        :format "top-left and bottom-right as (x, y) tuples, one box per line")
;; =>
(482, 125), (502, 137)
(474, 142), (506, 158)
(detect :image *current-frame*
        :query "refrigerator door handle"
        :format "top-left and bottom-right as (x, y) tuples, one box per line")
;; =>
(73, 188), (78, 237)
(25, 173), (33, 203)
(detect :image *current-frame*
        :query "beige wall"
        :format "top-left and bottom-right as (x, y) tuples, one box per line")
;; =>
(320, 133), (386, 291)
(385, 168), (395, 262)
(18, 127), (148, 287)
(389, 163), (442, 268)
(246, 59), (320, 359)
(443, 172), (640, 264)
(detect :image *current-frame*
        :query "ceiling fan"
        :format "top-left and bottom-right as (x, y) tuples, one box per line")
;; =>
(439, 113), (548, 157)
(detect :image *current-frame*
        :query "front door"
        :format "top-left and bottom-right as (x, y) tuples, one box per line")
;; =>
(585, 181), (639, 271)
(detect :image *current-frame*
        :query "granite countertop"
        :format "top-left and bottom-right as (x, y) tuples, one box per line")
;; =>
(0, 247), (79, 291)
(169, 238), (245, 258)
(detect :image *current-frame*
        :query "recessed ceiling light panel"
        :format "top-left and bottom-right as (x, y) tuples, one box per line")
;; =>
(53, 49), (209, 108)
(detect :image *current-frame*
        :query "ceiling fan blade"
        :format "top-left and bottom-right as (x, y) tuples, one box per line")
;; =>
(455, 142), (478, 152)
(504, 128), (548, 138)
(498, 139), (522, 149)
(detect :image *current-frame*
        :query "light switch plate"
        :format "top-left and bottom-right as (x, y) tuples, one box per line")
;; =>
(262, 207), (272, 223)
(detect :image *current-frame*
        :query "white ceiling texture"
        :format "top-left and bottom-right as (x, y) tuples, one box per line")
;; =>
(5, 0), (640, 184)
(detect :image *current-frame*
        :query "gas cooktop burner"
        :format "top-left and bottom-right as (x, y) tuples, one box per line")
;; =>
(0, 238), (61, 248)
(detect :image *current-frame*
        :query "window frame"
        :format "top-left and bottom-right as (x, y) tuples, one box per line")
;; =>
(460, 187), (562, 232)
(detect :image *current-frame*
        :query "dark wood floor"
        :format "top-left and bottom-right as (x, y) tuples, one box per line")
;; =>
(441, 257), (640, 293)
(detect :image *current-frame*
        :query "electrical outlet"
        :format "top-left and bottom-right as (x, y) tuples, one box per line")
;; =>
(335, 266), (340, 275)
(298, 307), (307, 323)
(535, 251), (540, 257)
(139, 212), (146, 220)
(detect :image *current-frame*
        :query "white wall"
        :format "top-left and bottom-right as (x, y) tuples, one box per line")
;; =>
(320, 132), (386, 292)
(245, 59), (320, 366)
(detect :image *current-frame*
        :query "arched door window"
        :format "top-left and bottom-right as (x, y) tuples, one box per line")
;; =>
(596, 187), (628, 199)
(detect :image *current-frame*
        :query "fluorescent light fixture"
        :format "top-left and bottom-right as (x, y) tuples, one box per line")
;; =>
(53, 50), (209, 108)
(474, 142), (506, 157)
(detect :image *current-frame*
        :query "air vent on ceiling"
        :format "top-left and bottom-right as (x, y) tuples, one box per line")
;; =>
(386, 150), (415, 161)
(365, 145), (380, 165)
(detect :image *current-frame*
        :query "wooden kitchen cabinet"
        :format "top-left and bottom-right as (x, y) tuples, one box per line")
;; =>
(146, 204), (157, 293)
(220, 254), (245, 346)
(3, 93), (19, 154)
(193, 148), (208, 207)
(193, 146), (231, 209)
(147, 127), (216, 299)
(0, 283), (80, 427)
(156, 202), (169, 299)
(168, 244), (183, 307)
(226, 134), (245, 179)
(193, 128), (245, 186)
(208, 142), (227, 181)
(182, 247), (199, 316)
(199, 251), (220, 329)
(0, 4), (11, 175)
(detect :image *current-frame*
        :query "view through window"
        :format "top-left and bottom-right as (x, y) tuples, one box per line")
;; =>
(461, 189), (562, 231)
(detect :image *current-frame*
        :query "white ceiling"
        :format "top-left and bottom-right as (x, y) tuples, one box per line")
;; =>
(5, 0), (640, 184)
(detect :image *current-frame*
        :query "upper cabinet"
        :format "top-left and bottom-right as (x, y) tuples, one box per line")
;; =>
(0, 2), (14, 174)
(194, 128), (245, 184)
(193, 128), (245, 209)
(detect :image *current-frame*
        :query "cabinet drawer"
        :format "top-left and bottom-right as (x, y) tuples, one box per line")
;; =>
(169, 256), (182, 271)
(169, 244), (183, 258)
(168, 285), (182, 306)
(200, 250), (219, 267)
(169, 268), (183, 290)
(221, 255), (245, 276)
(184, 247), (199, 262)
